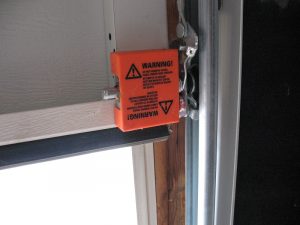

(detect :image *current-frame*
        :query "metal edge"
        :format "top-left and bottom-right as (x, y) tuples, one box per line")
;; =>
(0, 126), (169, 169)
(214, 0), (243, 225)
(229, 0), (243, 224)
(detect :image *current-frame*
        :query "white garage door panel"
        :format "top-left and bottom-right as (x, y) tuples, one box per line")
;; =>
(0, 0), (109, 114)
(114, 0), (168, 51)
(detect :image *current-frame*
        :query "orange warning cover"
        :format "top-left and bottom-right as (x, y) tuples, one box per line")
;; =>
(111, 49), (179, 132)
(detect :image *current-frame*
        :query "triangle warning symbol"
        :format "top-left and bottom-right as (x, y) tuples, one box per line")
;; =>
(125, 64), (142, 80)
(159, 100), (173, 115)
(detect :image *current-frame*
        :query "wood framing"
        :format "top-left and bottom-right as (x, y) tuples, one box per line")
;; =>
(153, 1), (186, 225)
(154, 119), (186, 225)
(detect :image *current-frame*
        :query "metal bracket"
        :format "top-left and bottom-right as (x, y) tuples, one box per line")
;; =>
(177, 0), (199, 120)
(101, 87), (118, 100)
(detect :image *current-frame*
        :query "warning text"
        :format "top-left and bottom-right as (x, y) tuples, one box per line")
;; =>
(127, 110), (159, 120)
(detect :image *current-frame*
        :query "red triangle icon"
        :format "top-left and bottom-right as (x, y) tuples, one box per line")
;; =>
(159, 100), (173, 115)
(125, 64), (142, 80)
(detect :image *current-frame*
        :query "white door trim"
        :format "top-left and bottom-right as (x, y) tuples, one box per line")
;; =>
(132, 144), (157, 225)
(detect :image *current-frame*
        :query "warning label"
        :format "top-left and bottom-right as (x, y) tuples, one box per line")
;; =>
(159, 100), (173, 115)
(126, 64), (142, 80)
(110, 49), (179, 131)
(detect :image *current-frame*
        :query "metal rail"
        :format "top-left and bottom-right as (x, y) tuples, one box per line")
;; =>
(197, 1), (219, 225)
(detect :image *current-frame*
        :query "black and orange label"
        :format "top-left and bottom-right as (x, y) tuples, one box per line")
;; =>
(111, 49), (179, 132)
